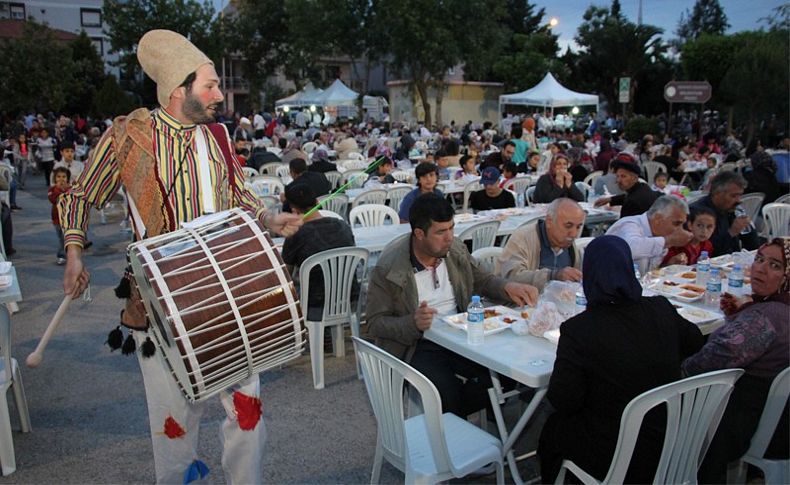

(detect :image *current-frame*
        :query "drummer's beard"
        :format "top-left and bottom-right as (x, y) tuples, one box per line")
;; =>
(183, 91), (220, 124)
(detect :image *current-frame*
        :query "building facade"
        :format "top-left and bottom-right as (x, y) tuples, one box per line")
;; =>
(0, 0), (118, 76)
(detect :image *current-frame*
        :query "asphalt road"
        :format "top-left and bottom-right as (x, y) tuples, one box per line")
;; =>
(0, 173), (542, 484)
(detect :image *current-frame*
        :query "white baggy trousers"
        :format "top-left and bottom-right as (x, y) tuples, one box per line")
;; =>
(134, 332), (266, 484)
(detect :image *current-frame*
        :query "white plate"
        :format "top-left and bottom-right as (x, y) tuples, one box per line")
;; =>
(0, 262), (11, 274)
(442, 306), (522, 336)
(649, 282), (704, 302)
(671, 303), (721, 325)
(0, 275), (12, 288)
(543, 329), (561, 345)
(662, 264), (692, 275)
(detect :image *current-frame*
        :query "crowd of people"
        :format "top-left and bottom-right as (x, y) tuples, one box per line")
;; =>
(2, 52), (788, 482)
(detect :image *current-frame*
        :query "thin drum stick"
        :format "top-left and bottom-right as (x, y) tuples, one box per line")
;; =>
(26, 295), (72, 368)
(302, 156), (387, 218)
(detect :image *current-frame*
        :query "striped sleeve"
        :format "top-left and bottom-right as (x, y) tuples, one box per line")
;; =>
(58, 130), (121, 248)
(219, 128), (267, 221)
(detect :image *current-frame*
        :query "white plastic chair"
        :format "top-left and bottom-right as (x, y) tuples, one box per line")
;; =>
(775, 193), (790, 205)
(352, 188), (388, 208)
(342, 169), (366, 189)
(275, 164), (292, 181)
(574, 236), (595, 264)
(316, 193), (349, 220)
(584, 170), (603, 186)
(555, 368), (744, 485)
(241, 166), (259, 179)
(349, 204), (399, 228)
(387, 185), (413, 212)
(575, 181), (593, 202)
(457, 220), (501, 253)
(353, 337), (505, 485)
(739, 193), (765, 223)
(302, 141), (317, 154)
(729, 367), (790, 485)
(762, 203), (790, 238)
(526, 185), (536, 205)
(324, 170), (342, 190)
(300, 247), (368, 389)
(248, 175), (284, 197)
(347, 151), (366, 161)
(318, 209), (344, 220)
(391, 171), (413, 184)
(461, 178), (482, 214)
(258, 162), (281, 176)
(503, 176), (532, 200)
(342, 159), (369, 171)
(267, 146), (282, 156)
(471, 246), (503, 274)
(260, 195), (280, 215)
(719, 162), (738, 173)
(0, 304), (31, 475)
(643, 161), (667, 184)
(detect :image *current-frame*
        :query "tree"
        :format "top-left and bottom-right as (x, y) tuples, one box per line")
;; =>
(0, 19), (74, 114)
(91, 75), (136, 119)
(570, 1), (667, 115)
(220, 0), (298, 109)
(464, 0), (562, 93)
(65, 32), (107, 116)
(676, 0), (729, 45)
(103, 0), (221, 106)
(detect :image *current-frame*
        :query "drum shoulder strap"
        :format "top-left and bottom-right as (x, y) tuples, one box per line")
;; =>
(207, 123), (237, 193)
(112, 108), (175, 237)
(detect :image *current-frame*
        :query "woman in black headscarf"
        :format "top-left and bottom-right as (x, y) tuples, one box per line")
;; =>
(745, 150), (783, 204)
(538, 236), (705, 483)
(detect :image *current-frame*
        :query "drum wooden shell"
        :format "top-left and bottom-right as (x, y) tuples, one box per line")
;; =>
(128, 209), (304, 402)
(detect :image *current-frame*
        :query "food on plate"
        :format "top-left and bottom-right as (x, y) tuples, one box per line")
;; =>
(520, 310), (530, 319)
(680, 271), (697, 279)
(502, 317), (516, 324)
(679, 291), (700, 299)
(663, 281), (679, 287)
(484, 308), (500, 318)
(483, 319), (501, 331)
(679, 284), (705, 294)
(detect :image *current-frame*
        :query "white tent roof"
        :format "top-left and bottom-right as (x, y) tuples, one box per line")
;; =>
(275, 83), (324, 108)
(316, 79), (359, 107)
(499, 73), (598, 108)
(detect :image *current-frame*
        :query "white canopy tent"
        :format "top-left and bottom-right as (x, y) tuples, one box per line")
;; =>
(275, 82), (324, 109)
(498, 72), (599, 117)
(316, 79), (359, 106)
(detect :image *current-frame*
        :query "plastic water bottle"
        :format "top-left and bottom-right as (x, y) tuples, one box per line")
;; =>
(517, 193), (525, 208)
(728, 264), (744, 297)
(575, 288), (587, 312)
(633, 263), (642, 284)
(705, 268), (722, 308)
(697, 251), (710, 286)
(261, 183), (270, 196)
(467, 295), (485, 345)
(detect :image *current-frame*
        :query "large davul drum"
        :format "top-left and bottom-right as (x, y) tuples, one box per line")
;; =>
(128, 208), (304, 402)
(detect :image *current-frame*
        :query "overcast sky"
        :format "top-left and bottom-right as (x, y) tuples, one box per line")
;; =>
(533, 0), (784, 51)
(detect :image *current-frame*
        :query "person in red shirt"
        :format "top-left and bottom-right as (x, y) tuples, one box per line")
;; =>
(662, 205), (716, 266)
(48, 166), (71, 265)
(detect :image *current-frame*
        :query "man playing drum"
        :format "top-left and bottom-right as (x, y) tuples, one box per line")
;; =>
(59, 30), (302, 484)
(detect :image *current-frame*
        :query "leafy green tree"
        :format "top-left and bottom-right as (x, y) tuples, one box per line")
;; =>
(570, 0), (666, 114)
(676, 0), (729, 45)
(681, 33), (737, 106)
(103, 0), (221, 106)
(91, 75), (136, 118)
(0, 19), (74, 114)
(220, 0), (298, 109)
(65, 31), (107, 116)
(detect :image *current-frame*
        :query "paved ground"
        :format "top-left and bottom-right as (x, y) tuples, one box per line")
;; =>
(0, 173), (544, 484)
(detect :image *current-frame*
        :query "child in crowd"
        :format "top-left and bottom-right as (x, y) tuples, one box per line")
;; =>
(499, 161), (518, 188)
(454, 154), (479, 184)
(48, 166), (71, 265)
(526, 151), (541, 173)
(652, 171), (669, 192)
(661, 205), (716, 266)
(52, 141), (84, 185)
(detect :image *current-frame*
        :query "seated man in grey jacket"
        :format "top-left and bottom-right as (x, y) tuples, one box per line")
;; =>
(366, 193), (537, 417)
(497, 198), (585, 290)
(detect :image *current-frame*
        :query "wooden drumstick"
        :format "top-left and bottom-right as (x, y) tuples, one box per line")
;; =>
(26, 295), (72, 368)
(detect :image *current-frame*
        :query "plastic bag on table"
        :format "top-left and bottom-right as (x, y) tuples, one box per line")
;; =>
(542, 280), (581, 316)
(527, 301), (564, 337)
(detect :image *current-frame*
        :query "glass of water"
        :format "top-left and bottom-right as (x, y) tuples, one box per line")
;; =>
(734, 206), (752, 235)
